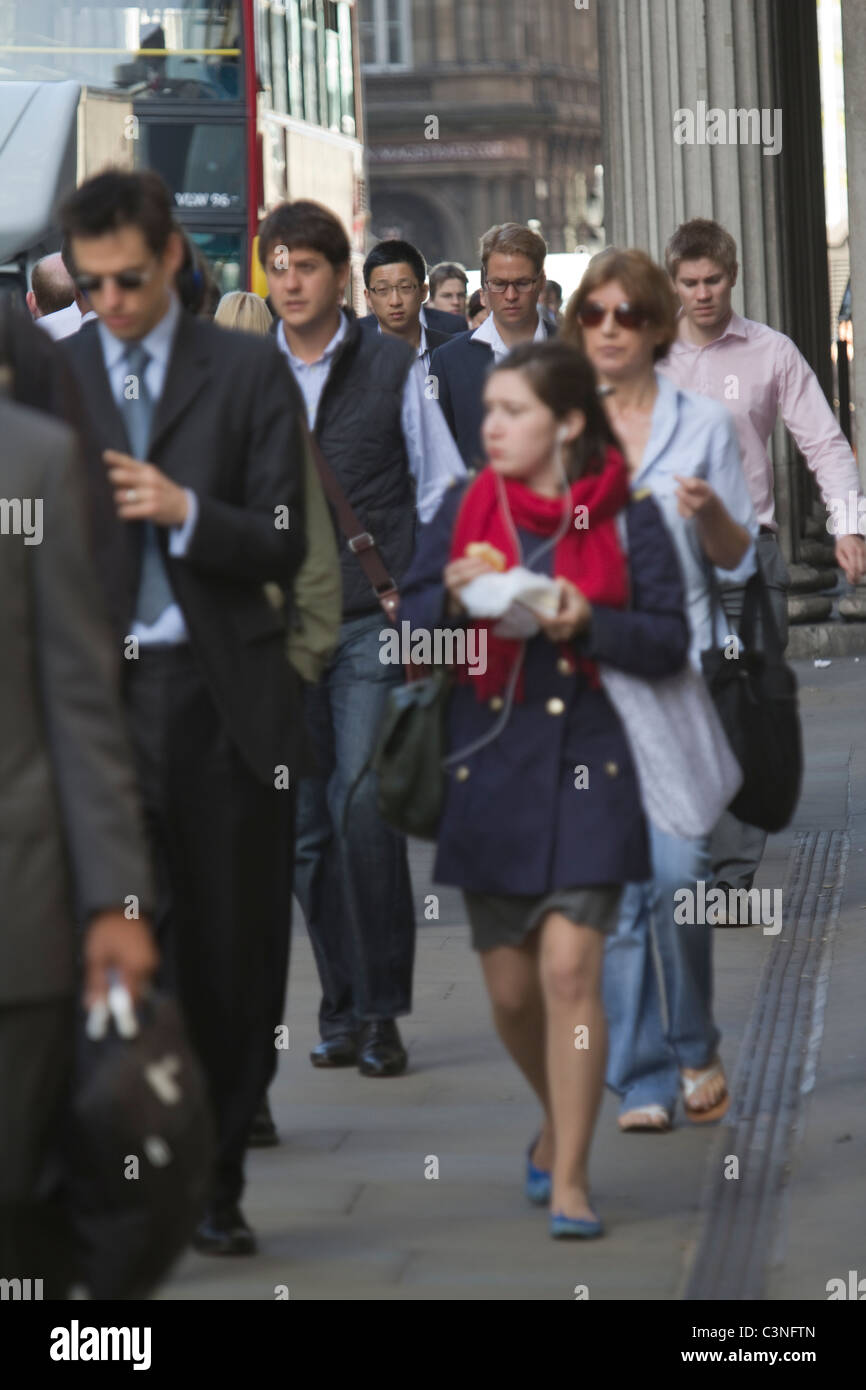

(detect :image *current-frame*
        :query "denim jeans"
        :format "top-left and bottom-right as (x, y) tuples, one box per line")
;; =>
(603, 822), (719, 1114)
(294, 612), (416, 1037)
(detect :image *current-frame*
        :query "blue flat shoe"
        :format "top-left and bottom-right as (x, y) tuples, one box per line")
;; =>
(525, 1136), (551, 1206)
(550, 1210), (604, 1239)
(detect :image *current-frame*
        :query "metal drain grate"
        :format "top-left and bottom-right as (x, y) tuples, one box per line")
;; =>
(682, 829), (849, 1301)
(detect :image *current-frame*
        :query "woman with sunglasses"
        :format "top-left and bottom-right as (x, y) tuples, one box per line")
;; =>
(399, 340), (689, 1237)
(563, 249), (759, 1134)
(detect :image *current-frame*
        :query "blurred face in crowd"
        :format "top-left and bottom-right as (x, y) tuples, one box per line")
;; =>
(672, 256), (737, 333)
(364, 260), (426, 340)
(578, 278), (665, 383)
(70, 224), (182, 340)
(541, 284), (562, 317)
(482, 368), (583, 495)
(430, 276), (467, 317)
(264, 242), (350, 337)
(468, 295), (489, 330)
(484, 251), (545, 339)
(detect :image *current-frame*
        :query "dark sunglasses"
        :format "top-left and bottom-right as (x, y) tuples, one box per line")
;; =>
(576, 300), (648, 330)
(74, 268), (155, 294)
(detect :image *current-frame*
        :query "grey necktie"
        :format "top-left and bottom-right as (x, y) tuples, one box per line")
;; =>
(121, 342), (174, 626)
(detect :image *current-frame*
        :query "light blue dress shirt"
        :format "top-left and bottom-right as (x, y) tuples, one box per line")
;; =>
(98, 294), (197, 645)
(633, 372), (759, 668)
(276, 311), (466, 523)
(373, 313), (431, 372)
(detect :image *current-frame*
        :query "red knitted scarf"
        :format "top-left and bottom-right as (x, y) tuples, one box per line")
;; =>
(449, 448), (631, 700)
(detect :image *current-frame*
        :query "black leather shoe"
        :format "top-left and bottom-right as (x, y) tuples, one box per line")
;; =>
(357, 1020), (407, 1077)
(247, 1097), (279, 1148)
(193, 1205), (257, 1256)
(310, 1033), (358, 1068)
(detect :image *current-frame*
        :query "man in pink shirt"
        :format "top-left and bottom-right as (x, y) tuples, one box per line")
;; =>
(660, 217), (866, 901)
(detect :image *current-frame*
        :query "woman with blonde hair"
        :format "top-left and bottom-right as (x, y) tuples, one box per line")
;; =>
(563, 248), (758, 1133)
(214, 290), (274, 335)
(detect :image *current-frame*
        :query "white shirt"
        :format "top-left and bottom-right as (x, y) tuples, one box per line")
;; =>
(276, 311), (466, 523)
(469, 305), (549, 363)
(36, 303), (97, 339)
(374, 315), (431, 372)
(97, 294), (197, 645)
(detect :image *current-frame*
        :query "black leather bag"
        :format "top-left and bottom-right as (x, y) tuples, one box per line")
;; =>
(371, 668), (451, 840)
(701, 569), (802, 832)
(64, 990), (214, 1300)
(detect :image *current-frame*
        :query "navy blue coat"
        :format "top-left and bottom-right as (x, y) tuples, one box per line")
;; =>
(399, 483), (689, 896)
(429, 319), (557, 468)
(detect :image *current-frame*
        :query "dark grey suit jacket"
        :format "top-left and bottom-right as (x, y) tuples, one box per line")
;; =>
(59, 313), (307, 785)
(0, 398), (154, 1005)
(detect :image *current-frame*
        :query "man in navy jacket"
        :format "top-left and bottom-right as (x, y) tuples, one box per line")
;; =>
(430, 223), (556, 467)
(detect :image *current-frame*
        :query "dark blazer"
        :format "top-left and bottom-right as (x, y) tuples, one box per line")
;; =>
(58, 312), (307, 785)
(423, 305), (469, 336)
(0, 398), (154, 1004)
(430, 318), (557, 468)
(358, 312), (453, 357)
(399, 483), (689, 896)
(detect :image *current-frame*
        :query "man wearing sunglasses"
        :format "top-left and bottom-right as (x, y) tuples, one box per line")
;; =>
(57, 168), (307, 1257)
(429, 223), (555, 467)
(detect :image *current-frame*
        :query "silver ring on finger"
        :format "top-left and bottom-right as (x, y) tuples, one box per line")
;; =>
(126, 488), (138, 503)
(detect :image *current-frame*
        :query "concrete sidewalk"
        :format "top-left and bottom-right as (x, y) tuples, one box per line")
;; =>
(158, 659), (866, 1301)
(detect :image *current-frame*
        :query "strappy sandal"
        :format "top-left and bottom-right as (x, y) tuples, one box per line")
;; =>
(681, 1062), (730, 1124)
(618, 1104), (672, 1133)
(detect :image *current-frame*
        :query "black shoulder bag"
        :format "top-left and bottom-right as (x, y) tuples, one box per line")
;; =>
(701, 568), (802, 832)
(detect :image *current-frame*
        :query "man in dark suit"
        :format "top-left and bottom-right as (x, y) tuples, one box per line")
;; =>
(58, 168), (307, 1256)
(359, 239), (455, 373)
(0, 391), (157, 1296)
(429, 223), (556, 467)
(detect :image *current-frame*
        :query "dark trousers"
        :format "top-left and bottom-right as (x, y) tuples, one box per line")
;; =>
(712, 533), (790, 891)
(0, 997), (76, 1298)
(126, 647), (294, 1211)
(294, 613), (416, 1038)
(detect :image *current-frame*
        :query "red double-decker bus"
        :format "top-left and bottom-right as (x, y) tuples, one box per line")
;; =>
(0, 2), (366, 296)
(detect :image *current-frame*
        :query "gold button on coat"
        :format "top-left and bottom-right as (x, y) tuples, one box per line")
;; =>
(489, 695), (504, 711)
(604, 761), (619, 777)
(556, 657), (574, 676)
(545, 697), (566, 716)
(455, 765), (470, 781)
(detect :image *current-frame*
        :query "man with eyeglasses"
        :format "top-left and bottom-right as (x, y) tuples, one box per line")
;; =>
(430, 223), (555, 467)
(57, 168), (307, 1258)
(361, 239), (456, 372)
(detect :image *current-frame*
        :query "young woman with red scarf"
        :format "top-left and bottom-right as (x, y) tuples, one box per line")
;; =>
(399, 341), (689, 1237)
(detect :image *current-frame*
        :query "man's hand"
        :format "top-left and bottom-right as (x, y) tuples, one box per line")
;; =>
(83, 909), (159, 1009)
(537, 577), (592, 643)
(103, 449), (189, 527)
(836, 534), (866, 586)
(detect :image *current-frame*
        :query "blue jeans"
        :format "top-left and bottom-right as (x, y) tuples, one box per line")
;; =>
(294, 613), (416, 1037)
(603, 823), (719, 1114)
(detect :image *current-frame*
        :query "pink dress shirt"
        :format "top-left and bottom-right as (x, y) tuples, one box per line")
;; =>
(659, 312), (862, 531)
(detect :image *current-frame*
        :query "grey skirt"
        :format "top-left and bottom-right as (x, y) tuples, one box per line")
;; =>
(463, 885), (623, 954)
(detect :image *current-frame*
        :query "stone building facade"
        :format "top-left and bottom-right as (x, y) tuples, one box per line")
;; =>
(359, 0), (602, 267)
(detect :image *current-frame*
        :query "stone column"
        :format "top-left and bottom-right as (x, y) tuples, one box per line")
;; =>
(841, 0), (866, 477)
(596, 0), (846, 639)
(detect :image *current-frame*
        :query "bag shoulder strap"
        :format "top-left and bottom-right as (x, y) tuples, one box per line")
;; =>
(308, 433), (400, 622)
